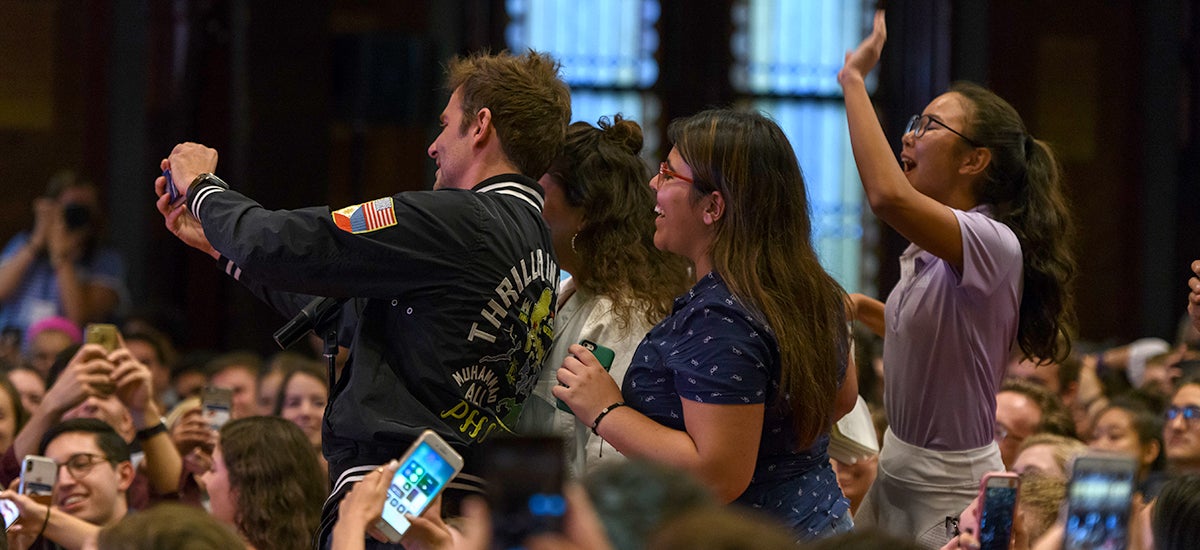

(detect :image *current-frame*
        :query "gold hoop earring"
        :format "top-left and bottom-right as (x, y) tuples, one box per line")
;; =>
(571, 233), (579, 253)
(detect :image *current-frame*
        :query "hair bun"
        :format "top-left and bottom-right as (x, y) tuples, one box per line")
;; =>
(598, 114), (644, 156)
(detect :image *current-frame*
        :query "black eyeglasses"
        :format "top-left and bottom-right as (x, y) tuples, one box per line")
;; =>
(905, 114), (982, 148)
(57, 453), (112, 479)
(1165, 405), (1200, 424)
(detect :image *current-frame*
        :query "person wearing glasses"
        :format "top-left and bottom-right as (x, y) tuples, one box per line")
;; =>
(839, 11), (1076, 538)
(1164, 379), (1200, 473)
(556, 109), (858, 540)
(516, 115), (691, 477)
(0, 418), (135, 549)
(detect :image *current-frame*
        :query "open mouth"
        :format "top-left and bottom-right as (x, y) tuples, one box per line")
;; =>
(900, 156), (916, 173)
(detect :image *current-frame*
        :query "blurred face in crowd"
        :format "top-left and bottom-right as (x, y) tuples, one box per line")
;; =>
(1164, 384), (1200, 471)
(1091, 408), (1159, 476)
(63, 395), (134, 442)
(0, 387), (17, 454)
(1007, 357), (1061, 395)
(200, 444), (236, 525)
(831, 455), (877, 514)
(210, 366), (257, 420)
(996, 390), (1043, 469)
(173, 370), (207, 402)
(46, 432), (133, 526)
(1011, 443), (1067, 480)
(29, 329), (74, 378)
(279, 371), (327, 449)
(125, 338), (168, 398)
(8, 368), (45, 416)
(257, 369), (285, 416)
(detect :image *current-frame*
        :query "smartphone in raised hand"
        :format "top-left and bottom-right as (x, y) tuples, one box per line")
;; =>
(374, 430), (465, 543)
(19, 455), (57, 506)
(201, 386), (234, 431)
(1062, 451), (1137, 550)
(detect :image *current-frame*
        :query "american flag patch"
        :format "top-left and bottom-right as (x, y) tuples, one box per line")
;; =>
(332, 197), (398, 234)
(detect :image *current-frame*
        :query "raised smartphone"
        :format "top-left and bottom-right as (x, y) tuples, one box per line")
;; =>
(84, 323), (120, 352)
(556, 340), (616, 413)
(977, 472), (1019, 550)
(19, 455), (57, 505)
(1062, 452), (1137, 550)
(201, 386), (234, 431)
(374, 430), (465, 543)
(482, 435), (566, 549)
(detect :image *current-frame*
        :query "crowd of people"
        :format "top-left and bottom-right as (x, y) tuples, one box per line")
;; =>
(1, 8), (1199, 550)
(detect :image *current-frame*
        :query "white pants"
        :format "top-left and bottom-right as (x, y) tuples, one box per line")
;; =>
(855, 429), (1003, 547)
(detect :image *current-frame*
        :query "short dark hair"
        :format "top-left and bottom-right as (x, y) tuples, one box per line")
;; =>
(40, 418), (131, 463)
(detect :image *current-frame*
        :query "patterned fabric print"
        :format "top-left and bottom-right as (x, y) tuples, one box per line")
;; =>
(622, 271), (850, 540)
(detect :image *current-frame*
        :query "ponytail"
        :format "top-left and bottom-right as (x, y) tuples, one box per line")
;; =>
(953, 82), (1076, 363)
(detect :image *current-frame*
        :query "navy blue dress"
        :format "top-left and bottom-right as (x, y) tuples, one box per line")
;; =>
(621, 272), (851, 539)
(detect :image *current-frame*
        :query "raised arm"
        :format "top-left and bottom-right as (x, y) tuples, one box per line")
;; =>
(838, 11), (965, 270)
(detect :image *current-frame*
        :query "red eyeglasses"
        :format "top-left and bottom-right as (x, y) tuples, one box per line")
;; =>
(658, 161), (694, 184)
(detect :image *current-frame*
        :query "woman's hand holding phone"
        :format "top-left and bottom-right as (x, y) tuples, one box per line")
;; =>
(553, 344), (623, 424)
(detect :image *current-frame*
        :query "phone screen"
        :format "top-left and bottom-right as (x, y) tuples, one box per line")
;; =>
(0, 498), (18, 530)
(202, 387), (234, 431)
(378, 441), (458, 537)
(978, 484), (1017, 550)
(1063, 464), (1135, 550)
(484, 436), (566, 550)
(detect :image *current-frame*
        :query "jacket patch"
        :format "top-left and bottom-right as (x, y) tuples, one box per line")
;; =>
(332, 197), (397, 234)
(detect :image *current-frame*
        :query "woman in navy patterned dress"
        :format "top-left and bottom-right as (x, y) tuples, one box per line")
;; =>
(554, 109), (859, 540)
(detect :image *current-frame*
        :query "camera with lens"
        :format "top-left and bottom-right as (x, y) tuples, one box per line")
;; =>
(63, 203), (92, 230)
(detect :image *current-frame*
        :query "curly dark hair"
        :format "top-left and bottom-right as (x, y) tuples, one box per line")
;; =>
(952, 82), (1076, 364)
(219, 416), (325, 550)
(547, 115), (691, 328)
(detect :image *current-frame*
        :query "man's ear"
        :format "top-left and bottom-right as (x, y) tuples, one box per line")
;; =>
(703, 191), (725, 225)
(115, 460), (135, 492)
(959, 146), (992, 177)
(472, 108), (493, 145)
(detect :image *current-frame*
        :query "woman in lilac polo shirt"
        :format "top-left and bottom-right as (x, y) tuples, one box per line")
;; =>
(555, 109), (858, 540)
(838, 12), (1076, 538)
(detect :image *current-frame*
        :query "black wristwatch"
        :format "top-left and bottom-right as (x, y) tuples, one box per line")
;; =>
(135, 420), (168, 441)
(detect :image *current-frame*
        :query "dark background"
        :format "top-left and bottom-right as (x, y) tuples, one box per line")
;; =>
(1, 0), (1196, 355)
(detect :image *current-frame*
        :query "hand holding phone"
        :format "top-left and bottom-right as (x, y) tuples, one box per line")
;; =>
(202, 387), (234, 431)
(557, 340), (616, 413)
(976, 472), (1019, 550)
(19, 456), (57, 506)
(374, 430), (465, 543)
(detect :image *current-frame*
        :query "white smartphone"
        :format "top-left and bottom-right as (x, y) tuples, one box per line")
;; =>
(0, 498), (19, 530)
(19, 455), (57, 504)
(1062, 451), (1137, 550)
(201, 386), (234, 431)
(374, 430), (465, 543)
